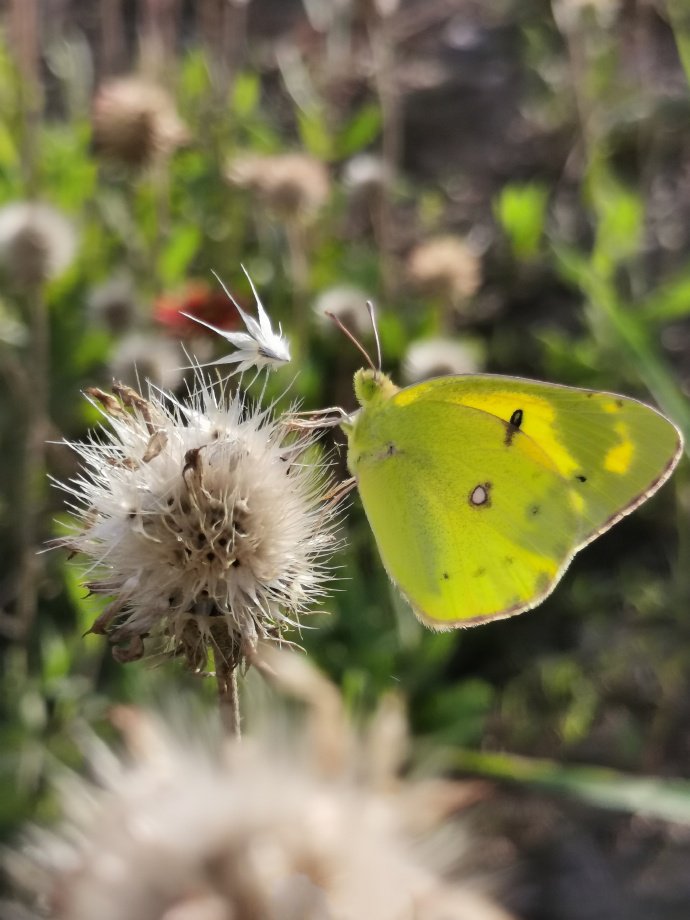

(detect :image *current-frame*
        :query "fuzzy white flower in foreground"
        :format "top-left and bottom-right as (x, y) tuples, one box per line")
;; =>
(58, 377), (337, 668)
(6, 653), (515, 920)
(181, 268), (291, 374)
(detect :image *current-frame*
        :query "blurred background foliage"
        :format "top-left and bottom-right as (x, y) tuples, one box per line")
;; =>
(2, 0), (690, 915)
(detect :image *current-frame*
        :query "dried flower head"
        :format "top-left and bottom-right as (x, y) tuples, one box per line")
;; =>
(552, 0), (621, 31)
(87, 275), (138, 334)
(342, 153), (390, 196)
(407, 236), (482, 307)
(313, 285), (373, 337)
(226, 153), (330, 221)
(0, 202), (77, 288)
(6, 654), (512, 920)
(91, 77), (188, 168)
(57, 378), (338, 669)
(403, 337), (485, 384)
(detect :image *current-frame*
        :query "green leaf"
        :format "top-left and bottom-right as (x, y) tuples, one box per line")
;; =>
(157, 223), (202, 286)
(494, 182), (549, 259)
(667, 0), (690, 89)
(179, 49), (211, 103)
(637, 267), (690, 322)
(297, 110), (333, 161)
(336, 103), (382, 158)
(448, 748), (690, 824)
(62, 561), (107, 638)
(0, 121), (18, 169)
(587, 166), (643, 275)
(420, 679), (494, 745)
(232, 72), (260, 118)
(41, 631), (71, 683)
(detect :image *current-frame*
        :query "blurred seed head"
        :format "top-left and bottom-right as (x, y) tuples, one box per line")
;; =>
(313, 285), (372, 338)
(87, 275), (139, 334)
(407, 236), (482, 307)
(109, 332), (184, 392)
(58, 378), (338, 669)
(226, 153), (330, 221)
(0, 202), (77, 288)
(402, 337), (485, 384)
(552, 0), (621, 32)
(91, 77), (188, 168)
(6, 652), (509, 920)
(342, 153), (389, 197)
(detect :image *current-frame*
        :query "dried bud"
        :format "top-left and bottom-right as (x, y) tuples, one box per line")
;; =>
(407, 236), (482, 307)
(87, 275), (138, 334)
(313, 285), (372, 337)
(92, 77), (188, 168)
(109, 332), (184, 391)
(342, 153), (389, 197)
(402, 337), (485, 384)
(227, 153), (330, 221)
(0, 202), (77, 288)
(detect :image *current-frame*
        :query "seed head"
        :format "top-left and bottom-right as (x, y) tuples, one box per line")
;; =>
(0, 202), (77, 288)
(91, 77), (188, 168)
(226, 153), (330, 221)
(342, 153), (390, 196)
(407, 236), (482, 307)
(109, 332), (184, 392)
(5, 658), (509, 920)
(313, 285), (373, 338)
(402, 337), (485, 384)
(87, 275), (139, 334)
(58, 378), (338, 669)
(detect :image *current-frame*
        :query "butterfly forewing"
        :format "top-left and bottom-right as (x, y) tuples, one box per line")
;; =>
(393, 376), (683, 546)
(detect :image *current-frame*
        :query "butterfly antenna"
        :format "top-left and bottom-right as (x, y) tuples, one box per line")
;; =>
(324, 311), (376, 371)
(366, 300), (382, 371)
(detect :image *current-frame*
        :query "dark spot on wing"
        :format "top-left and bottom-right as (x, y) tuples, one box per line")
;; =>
(575, 474), (587, 483)
(442, 571), (450, 580)
(504, 556), (514, 566)
(530, 505), (540, 516)
(504, 408), (523, 446)
(615, 399), (623, 408)
(386, 443), (397, 457)
(473, 567), (486, 578)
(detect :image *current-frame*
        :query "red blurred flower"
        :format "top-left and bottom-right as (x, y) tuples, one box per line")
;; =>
(154, 282), (242, 338)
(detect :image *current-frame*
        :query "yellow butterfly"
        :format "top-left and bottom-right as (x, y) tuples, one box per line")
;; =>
(342, 363), (683, 629)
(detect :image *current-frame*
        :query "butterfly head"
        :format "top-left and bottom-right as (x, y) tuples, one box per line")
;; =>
(354, 368), (399, 408)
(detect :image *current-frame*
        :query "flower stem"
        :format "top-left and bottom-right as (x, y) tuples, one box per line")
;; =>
(215, 650), (241, 739)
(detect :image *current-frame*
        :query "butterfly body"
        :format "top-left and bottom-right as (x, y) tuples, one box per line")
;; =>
(344, 369), (683, 628)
